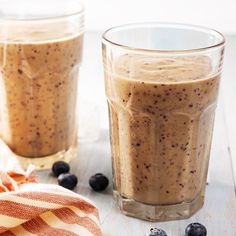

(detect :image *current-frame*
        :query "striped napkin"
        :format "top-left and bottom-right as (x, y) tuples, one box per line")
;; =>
(0, 140), (102, 236)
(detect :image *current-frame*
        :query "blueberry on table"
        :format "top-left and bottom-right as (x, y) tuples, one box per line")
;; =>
(89, 173), (109, 191)
(58, 173), (78, 190)
(52, 161), (70, 177)
(185, 223), (207, 236)
(149, 228), (167, 236)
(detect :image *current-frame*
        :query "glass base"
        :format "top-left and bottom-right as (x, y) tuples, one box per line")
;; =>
(17, 145), (78, 170)
(113, 190), (204, 222)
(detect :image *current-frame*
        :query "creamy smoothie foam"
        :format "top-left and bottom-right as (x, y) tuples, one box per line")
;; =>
(105, 54), (219, 205)
(0, 24), (83, 159)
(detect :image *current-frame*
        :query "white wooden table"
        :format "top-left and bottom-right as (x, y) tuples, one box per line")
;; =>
(39, 33), (236, 236)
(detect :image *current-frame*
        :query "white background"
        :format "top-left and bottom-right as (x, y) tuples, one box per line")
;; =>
(83, 0), (236, 34)
(1, 0), (235, 34)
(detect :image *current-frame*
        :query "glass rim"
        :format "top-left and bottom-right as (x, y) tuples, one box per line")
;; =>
(0, 0), (84, 22)
(102, 22), (225, 54)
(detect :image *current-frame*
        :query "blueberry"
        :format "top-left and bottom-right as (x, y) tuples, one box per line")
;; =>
(149, 228), (167, 236)
(89, 173), (109, 191)
(185, 223), (207, 236)
(52, 161), (70, 177)
(58, 173), (78, 190)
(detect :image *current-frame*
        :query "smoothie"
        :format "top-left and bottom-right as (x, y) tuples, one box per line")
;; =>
(0, 26), (83, 158)
(105, 54), (220, 205)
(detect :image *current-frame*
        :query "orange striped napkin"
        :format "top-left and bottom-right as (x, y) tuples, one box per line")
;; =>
(0, 140), (102, 236)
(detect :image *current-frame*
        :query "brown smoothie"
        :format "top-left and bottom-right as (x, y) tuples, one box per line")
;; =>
(105, 54), (220, 205)
(0, 26), (83, 157)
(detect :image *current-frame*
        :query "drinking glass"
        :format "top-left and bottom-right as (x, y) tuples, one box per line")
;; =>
(0, 0), (84, 169)
(102, 23), (225, 221)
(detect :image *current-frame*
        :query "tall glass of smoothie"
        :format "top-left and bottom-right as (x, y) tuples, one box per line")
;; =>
(102, 23), (225, 221)
(0, 0), (84, 169)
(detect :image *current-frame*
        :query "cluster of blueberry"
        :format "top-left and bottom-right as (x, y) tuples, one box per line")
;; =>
(51, 161), (109, 191)
(149, 223), (207, 236)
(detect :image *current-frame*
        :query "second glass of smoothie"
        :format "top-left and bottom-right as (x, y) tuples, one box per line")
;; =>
(102, 23), (225, 221)
(0, 0), (84, 169)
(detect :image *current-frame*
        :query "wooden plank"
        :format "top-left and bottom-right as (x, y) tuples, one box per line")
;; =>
(221, 35), (236, 186)
(38, 32), (236, 235)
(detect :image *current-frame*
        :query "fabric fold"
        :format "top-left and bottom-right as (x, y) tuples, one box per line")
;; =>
(0, 184), (102, 236)
(0, 140), (102, 236)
